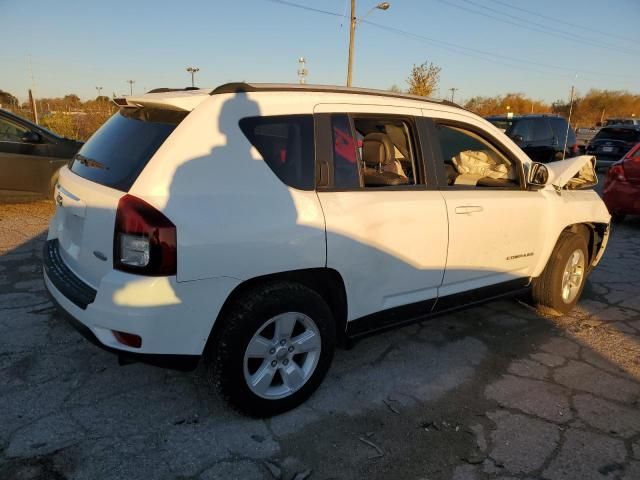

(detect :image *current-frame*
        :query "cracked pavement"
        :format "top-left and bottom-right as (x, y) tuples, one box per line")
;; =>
(1, 198), (639, 480)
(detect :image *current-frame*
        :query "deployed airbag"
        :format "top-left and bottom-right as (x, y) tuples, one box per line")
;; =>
(452, 150), (510, 185)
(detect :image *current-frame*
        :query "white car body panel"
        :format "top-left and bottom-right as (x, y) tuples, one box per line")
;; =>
(318, 189), (448, 320)
(132, 93), (326, 282)
(437, 190), (545, 295)
(48, 167), (123, 289)
(314, 102), (448, 320)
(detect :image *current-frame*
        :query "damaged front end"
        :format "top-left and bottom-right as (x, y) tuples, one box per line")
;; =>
(544, 155), (598, 190)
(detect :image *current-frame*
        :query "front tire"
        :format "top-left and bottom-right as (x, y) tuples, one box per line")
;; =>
(532, 232), (589, 316)
(205, 282), (335, 417)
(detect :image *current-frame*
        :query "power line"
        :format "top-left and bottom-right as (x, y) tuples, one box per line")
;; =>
(436, 0), (640, 57)
(487, 0), (639, 44)
(267, 0), (342, 18)
(267, 0), (636, 80)
(363, 19), (635, 80)
(362, 19), (568, 77)
(456, 0), (640, 56)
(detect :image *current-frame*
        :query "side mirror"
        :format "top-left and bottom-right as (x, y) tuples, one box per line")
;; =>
(21, 131), (43, 143)
(512, 134), (524, 145)
(528, 162), (549, 188)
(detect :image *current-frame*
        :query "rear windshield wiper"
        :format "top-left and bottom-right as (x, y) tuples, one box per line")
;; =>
(74, 153), (109, 170)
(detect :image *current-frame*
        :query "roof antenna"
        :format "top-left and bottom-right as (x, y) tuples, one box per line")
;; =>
(562, 75), (577, 161)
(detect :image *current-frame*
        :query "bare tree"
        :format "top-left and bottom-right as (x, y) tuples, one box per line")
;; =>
(406, 62), (441, 97)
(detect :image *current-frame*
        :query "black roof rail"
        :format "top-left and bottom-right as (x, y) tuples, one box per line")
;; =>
(210, 82), (463, 109)
(147, 87), (202, 93)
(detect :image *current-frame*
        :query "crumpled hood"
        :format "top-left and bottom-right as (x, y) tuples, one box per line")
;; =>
(544, 155), (597, 189)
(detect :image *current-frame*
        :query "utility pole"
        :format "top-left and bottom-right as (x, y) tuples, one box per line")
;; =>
(28, 55), (38, 124)
(28, 89), (38, 125)
(449, 87), (459, 103)
(297, 57), (308, 84)
(346, 2), (390, 87)
(186, 67), (199, 87)
(347, 0), (356, 87)
(562, 85), (576, 161)
(95, 86), (103, 98)
(126, 80), (135, 96)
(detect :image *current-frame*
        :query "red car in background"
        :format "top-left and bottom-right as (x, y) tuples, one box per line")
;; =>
(603, 142), (640, 221)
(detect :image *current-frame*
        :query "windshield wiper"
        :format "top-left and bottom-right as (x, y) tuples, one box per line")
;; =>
(74, 153), (109, 170)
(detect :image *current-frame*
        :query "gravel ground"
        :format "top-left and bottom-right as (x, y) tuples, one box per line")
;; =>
(1, 197), (639, 480)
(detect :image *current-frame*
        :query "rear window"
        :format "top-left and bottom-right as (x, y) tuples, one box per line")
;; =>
(69, 108), (186, 191)
(594, 128), (640, 143)
(239, 115), (315, 190)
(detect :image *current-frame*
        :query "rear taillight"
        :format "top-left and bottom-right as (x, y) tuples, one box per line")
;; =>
(609, 163), (626, 183)
(114, 194), (177, 276)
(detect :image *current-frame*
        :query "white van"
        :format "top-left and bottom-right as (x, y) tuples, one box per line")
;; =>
(44, 83), (610, 416)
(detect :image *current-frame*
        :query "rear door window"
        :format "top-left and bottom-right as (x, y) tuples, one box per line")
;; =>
(331, 114), (360, 188)
(69, 108), (186, 191)
(239, 115), (315, 190)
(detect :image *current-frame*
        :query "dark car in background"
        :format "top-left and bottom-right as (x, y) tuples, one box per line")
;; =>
(603, 142), (640, 221)
(586, 125), (640, 169)
(576, 127), (599, 153)
(603, 118), (640, 127)
(485, 114), (578, 163)
(0, 109), (82, 201)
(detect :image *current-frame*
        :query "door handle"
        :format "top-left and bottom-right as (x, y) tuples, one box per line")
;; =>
(455, 205), (483, 215)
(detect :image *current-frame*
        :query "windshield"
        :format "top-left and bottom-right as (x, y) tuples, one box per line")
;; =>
(594, 128), (640, 143)
(69, 108), (186, 191)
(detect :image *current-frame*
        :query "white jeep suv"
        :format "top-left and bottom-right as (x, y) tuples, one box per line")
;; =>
(44, 83), (610, 416)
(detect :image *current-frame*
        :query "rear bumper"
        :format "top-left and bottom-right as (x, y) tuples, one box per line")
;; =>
(45, 281), (200, 371)
(43, 239), (242, 359)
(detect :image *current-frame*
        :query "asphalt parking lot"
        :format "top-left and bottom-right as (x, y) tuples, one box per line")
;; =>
(1, 196), (639, 480)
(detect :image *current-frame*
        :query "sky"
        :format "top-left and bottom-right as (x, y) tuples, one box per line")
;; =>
(1, 0), (639, 104)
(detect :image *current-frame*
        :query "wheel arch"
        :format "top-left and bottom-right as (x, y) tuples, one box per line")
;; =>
(533, 221), (609, 279)
(206, 267), (349, 350)
(561, 222), (609, 267)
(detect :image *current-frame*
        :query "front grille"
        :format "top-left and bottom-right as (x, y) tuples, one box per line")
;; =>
(43, 239), (97, 310)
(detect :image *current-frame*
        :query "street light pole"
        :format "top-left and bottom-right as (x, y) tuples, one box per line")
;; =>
(126, 80), (135, 96)
(186, 67), (200, 88)
(346, 1), (390, 87)
(96, 86), (103, 98)
(449, 87), (459, 103)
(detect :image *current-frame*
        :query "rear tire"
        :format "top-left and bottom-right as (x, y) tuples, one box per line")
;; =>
(204, 282), (335, 417)
(532, 232), (589, 316)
